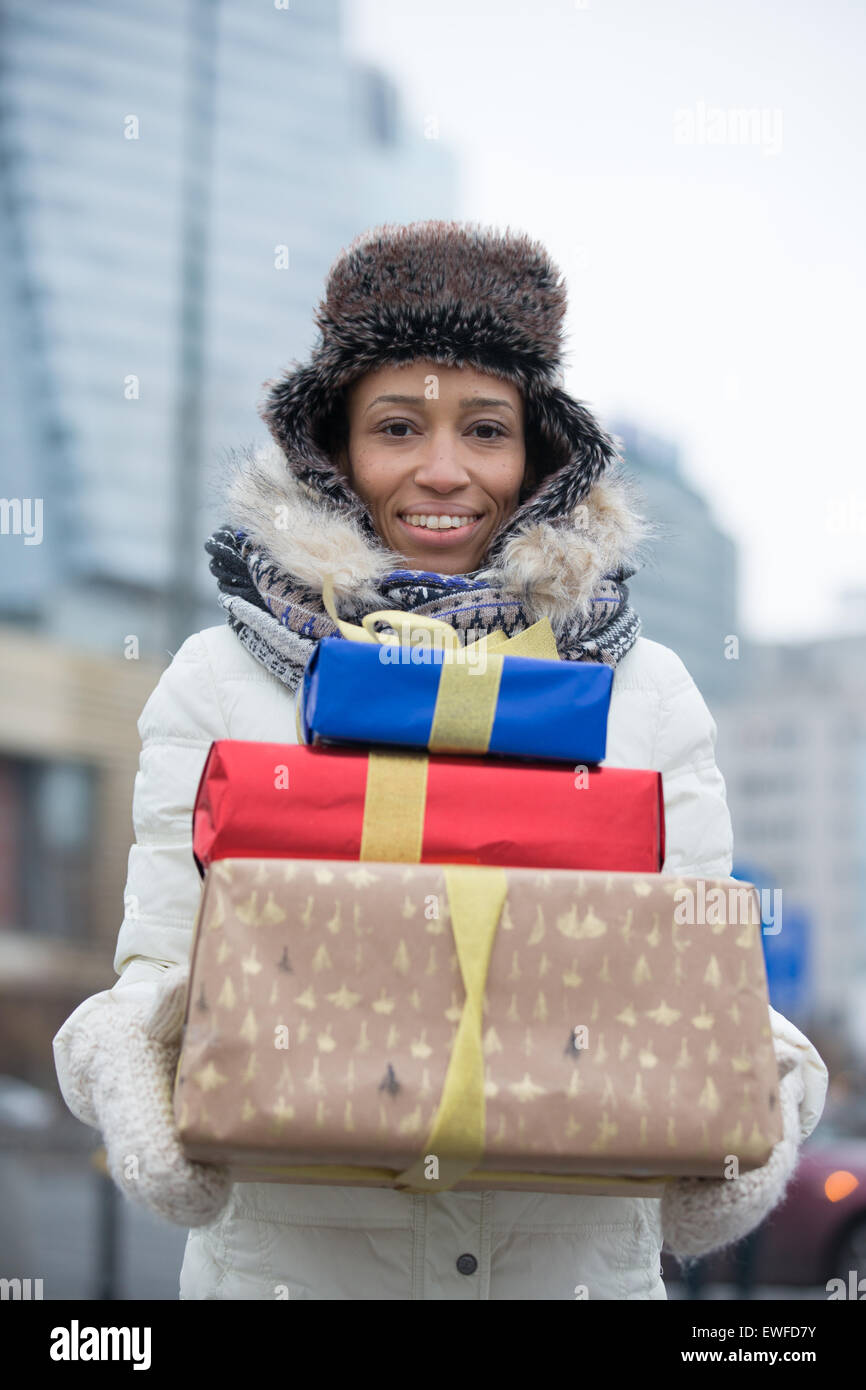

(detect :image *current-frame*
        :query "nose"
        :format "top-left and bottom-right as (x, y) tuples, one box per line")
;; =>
(412, 431), (471, 492)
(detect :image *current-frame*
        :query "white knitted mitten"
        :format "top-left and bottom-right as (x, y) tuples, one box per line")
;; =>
(660, 1037), (805, 1260)
(55, 964), (232, 1228)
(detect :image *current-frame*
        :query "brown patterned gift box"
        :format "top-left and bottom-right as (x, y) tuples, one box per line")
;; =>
(173, 858), (783, 1198)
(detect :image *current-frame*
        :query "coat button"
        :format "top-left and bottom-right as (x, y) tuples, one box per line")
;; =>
(456, 1253), (478, 1275)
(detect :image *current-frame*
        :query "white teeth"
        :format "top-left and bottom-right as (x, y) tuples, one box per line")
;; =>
(403, 514), (478, 530)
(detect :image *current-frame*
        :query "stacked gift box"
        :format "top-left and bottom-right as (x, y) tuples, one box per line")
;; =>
(174, 603), (782, 1197)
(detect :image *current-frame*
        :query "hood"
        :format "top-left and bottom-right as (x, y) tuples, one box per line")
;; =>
(257, 220), (628, 536)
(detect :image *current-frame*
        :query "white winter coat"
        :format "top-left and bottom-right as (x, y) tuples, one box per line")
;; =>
(53, 617), (829, 1300)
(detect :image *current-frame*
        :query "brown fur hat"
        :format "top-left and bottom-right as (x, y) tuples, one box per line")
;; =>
(258, 220), (627, 565)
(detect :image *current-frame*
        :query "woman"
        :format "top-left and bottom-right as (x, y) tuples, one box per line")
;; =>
(53, 220), (828, 1301)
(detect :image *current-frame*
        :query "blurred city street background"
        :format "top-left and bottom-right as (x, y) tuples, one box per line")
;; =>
(1, 0), (865, 1300)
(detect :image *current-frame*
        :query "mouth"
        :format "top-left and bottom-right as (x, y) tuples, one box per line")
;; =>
(396, 511), (485, 544)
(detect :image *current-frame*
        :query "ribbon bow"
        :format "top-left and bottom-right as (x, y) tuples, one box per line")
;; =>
(321, 575), (559, 662)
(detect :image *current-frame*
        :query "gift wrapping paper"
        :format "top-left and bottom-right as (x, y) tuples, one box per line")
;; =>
(174, 857), (782, 1197)
(192, 741), (665, 876)
(299, 637), (613, 764)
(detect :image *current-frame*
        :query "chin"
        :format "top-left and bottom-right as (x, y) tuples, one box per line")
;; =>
(403, 550), (483, 575)
(386, 524), (492, 576)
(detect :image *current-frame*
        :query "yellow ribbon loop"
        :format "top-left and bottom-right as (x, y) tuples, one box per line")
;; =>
(394, 865), (508, 1193)
(320, 573), (561, 664)
(481, 621), (560, 661)
(322, 574), (463, 653)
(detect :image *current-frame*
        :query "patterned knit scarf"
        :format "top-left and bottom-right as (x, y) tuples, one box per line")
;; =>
(204, 525), (642, 693)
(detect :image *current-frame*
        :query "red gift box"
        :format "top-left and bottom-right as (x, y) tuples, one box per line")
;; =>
(192, 741), (665, 875)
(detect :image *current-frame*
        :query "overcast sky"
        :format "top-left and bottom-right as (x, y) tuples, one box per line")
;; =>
(345, 0), (866, 643)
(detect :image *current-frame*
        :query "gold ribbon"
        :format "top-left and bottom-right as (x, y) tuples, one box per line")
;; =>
(392, 865), (507, 1193)
(359, 750), (429, 862)
(427, 656), (503, 754)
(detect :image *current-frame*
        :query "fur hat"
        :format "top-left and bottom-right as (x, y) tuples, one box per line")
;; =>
(258, 219), (624, 562)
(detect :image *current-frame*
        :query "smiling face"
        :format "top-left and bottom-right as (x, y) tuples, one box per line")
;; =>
(334, 360), (532, 574)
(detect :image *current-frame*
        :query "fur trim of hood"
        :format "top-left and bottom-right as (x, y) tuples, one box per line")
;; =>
(209, 436), (653, 629)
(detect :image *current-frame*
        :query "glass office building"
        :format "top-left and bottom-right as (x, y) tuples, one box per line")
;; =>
(0, 0), (456, 649)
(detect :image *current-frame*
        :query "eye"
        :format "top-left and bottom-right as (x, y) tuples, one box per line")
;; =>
(379, 420), (417, 438)
(470, 421), (507, 440)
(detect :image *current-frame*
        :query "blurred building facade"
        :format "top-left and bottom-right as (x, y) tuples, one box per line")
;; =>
(714, 634), (866, 1041)
(610, 418), (865, 1044)
(0, 0), (457, 1019)
(608, 418), (739, 706)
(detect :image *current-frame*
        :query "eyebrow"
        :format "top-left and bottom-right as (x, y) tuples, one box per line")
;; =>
(364, 394), (516, 415)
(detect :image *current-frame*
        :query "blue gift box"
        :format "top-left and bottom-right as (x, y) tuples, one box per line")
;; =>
(299, 637), (613, 764)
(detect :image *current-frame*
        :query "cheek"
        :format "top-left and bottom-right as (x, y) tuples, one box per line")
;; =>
(488, 456), (526, 508)
(347, 450), (391, 506)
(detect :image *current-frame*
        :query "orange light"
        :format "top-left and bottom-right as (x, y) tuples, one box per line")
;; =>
(824, 1171), (860, 1202)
